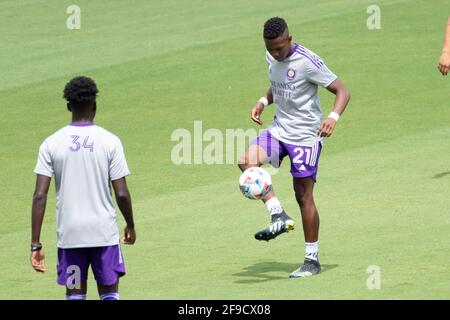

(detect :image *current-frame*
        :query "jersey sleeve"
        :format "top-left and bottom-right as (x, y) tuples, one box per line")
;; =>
(34, 140), (53, 177)
(109, 137), (130, 181)
(305, 56), (338, 88)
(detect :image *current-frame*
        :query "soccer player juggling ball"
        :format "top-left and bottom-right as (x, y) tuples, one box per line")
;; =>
(238, 17), (350, 278)
(31, 76), (136, 300)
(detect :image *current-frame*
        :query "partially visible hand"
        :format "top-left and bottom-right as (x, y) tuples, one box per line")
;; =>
(251, 103), (265, 125)
(31, 249), (46, 273)
(122, 225), (136, 245)
(438, 51), (450, 75)
(317, 118), (337, 138)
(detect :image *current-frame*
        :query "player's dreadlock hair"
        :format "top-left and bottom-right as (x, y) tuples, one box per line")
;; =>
(63, 76), (98, 108)
(263, 17), (288, 39)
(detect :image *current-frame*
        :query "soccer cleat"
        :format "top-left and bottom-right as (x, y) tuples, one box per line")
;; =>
(289, 259), (321, 278)
(254, 216), (295, 241)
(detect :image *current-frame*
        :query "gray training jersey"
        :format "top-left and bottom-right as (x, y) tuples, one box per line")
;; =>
(34, 123), (130, 249)
(266, 43), (337, 146)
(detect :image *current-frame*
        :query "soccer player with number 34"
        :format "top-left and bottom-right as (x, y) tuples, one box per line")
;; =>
(30, 76), (136, 300)
(238, 17), (351, 278)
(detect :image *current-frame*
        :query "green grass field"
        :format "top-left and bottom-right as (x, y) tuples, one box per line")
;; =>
(1, 0), (450, 299)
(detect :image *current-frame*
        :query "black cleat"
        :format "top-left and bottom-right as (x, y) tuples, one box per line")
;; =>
(289, 259), (321, 278)
(254, 216), (295, 241)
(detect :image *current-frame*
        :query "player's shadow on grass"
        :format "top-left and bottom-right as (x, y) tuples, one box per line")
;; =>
(233, 261), (338, 284)
(433, 172), (450, 179)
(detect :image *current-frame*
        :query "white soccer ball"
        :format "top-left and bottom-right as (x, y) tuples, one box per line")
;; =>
(239, 167), (272, 200)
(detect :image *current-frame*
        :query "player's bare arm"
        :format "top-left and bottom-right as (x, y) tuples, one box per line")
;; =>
(111, 177), (136, 245)
(30, 174), (51, 272)
(251, 87), (273, 125)
(318, 79), (351, 137)
(438, 17), (450, 76)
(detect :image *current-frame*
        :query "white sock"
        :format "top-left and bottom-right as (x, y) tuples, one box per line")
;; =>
(305, 241), (319, 261)
(66, 294), (86, 300)
(100, 292), (120, 300)
(264, 197), (284, 216)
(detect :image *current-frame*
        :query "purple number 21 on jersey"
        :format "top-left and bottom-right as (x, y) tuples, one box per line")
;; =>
(69, 135), (94, 152)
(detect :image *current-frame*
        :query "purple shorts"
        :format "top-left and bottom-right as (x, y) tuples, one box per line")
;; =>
(57, 245), (126, 287)
(251, 130), (322, 181)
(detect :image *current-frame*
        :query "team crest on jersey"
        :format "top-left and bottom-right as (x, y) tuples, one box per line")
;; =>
(286, 68), (296, 80)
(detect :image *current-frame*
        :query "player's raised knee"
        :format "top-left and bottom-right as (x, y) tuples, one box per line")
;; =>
(237, 159), (250, 172)
(237, 154), (260, 172)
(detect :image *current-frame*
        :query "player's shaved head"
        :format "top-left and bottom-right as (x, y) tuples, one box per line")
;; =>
(263, 17), (288, 39)
(63, 76), (98, 111)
